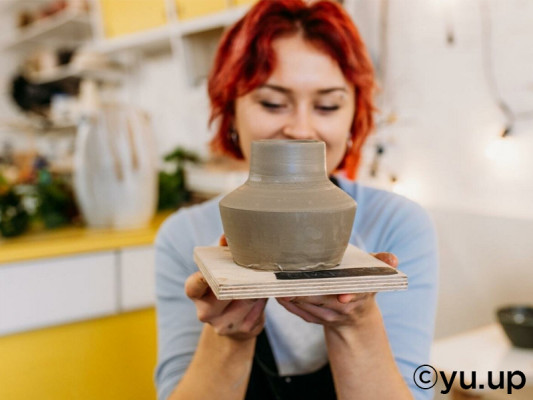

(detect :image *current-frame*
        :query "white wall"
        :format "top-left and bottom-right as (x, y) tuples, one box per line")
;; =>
(349, 0), (533, 339)
(430, 208), (533, 338)
(112, 51), (214, 160)
(354, 0), (533, 221)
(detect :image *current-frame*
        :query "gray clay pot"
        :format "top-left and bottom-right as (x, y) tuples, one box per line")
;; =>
(219, 140), (356, 271)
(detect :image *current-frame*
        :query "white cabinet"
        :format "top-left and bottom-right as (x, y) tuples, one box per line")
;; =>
(119, 246), (156, 311)
(0, 252), (118, 336)
(0, 245), (157, 336)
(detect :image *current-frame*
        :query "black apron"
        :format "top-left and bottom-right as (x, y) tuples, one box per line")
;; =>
(245, 329), (337, 400)
(245, 175), (341, 399)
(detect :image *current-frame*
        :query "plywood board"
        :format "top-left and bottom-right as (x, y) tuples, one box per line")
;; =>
(194, 244), (407, 300)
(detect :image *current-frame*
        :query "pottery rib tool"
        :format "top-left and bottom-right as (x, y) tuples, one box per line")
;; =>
(194, 244), (407, 300)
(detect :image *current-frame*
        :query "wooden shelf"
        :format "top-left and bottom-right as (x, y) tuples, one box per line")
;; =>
(27, 64), (124, 84)
(0, 0), (49, 11)
(2, 9), (92, 51)
(2, 118), (77, 133)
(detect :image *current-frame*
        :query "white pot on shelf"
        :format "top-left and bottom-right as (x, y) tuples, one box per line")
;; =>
(73, 104), (158, 229)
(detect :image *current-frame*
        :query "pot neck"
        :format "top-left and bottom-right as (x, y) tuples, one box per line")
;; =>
(248, 140), (328, 183)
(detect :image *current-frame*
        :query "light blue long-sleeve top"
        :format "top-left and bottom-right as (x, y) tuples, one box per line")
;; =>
(154, 177), (439, 400)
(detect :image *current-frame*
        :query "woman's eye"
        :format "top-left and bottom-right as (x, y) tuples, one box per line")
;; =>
(260, 101), (286, 110)
(316, 105), (340, 112)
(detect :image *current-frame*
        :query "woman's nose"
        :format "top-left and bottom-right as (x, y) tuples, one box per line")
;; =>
(282, 108), (316, 139)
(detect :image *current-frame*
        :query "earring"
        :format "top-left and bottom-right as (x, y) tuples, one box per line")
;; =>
(346, 135), (353, 149)
(229, 127), (239, 147)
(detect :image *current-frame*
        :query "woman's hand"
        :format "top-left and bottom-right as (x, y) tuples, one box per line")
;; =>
(276, 252), (398, 329)
(185, 235), (268, 341)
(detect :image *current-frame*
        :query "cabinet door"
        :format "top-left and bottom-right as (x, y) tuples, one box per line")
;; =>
(100, 0), (168, 38)
(175, 0), (227, 20)
(119, 246), (155, 311)
(0, 252), (118, 336)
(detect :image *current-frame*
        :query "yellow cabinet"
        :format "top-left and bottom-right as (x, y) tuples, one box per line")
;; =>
(232, 0), (258, 5)
(100, 0), (168, 38)
(0, 309), (157, 400)
(175, 0), (227, 20)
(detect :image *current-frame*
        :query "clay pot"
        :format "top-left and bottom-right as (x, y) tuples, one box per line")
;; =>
(219, 140), (356, 271)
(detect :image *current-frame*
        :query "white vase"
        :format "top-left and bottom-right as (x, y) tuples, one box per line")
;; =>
(73, 104), (158, 229)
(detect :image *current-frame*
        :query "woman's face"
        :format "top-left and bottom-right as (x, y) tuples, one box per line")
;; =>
(234, 34), (356, 174)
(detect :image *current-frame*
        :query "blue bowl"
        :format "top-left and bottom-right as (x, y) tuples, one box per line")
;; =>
(497, 305), (533, 349)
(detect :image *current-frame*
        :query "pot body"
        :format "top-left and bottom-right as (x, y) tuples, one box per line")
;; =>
(219, 140), (356, 271)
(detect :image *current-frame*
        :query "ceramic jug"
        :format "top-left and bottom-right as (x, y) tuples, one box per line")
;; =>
(219, 140), (356, 271)
(73, 104), (158, 229)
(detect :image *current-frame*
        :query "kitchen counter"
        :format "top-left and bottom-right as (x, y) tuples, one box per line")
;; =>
(0, 211), (173, 265)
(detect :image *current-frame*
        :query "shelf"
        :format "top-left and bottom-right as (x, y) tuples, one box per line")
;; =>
(177, 5), (249, 36)
(27, 65), (124, 84)
(0, 0), (48, 11)
(0, 212), (171, 264)
(2, 118), (77, 134)
(2, 9), (92, 51)
(88, 24), (173, 55)
(89, 5), (250, 55)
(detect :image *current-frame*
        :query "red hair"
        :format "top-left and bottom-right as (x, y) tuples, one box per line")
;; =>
(208, 0), (376, 180)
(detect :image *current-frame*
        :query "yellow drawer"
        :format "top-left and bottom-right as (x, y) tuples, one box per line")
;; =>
(175, 0), (227, 20)
(100, 0), (167, 38)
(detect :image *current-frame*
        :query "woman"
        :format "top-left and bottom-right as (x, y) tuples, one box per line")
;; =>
(155, 1), (438, 399)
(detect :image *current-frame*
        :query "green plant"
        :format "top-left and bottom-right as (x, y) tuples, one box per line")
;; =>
(157, 147), (200, 211)
(0, 181), (29, 238)
(35, 169), (79, 229)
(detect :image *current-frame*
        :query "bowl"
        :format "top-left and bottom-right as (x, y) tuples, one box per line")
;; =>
(496, 305), (533, 349)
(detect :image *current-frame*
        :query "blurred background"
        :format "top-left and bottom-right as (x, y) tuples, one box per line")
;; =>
(0, 0), (532, 399)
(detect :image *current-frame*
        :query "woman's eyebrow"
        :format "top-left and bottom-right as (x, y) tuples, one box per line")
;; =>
(259, 84), (347, 95)
(317, 87), (348, 95)
(259, 84), (291, 94)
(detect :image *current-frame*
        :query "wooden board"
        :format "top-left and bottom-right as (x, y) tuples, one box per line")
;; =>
(194, 244), (408, 300)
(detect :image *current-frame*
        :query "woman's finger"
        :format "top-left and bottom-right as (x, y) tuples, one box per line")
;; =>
(337, 292), (373, 304)
(332, 252), (396, 304)
(240, 298), (268, 331)
(210, 298), (267, 335)
(185, 271), (211, 300)
(288, 300), (344, 323)
(371, 252), (399, 268)
(282, 295), (337, 309)
(194, 291), (234, 322)
(219, 234), (228, 246)
(277, 298), (323, 324)
(211, 298), (263, 327)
